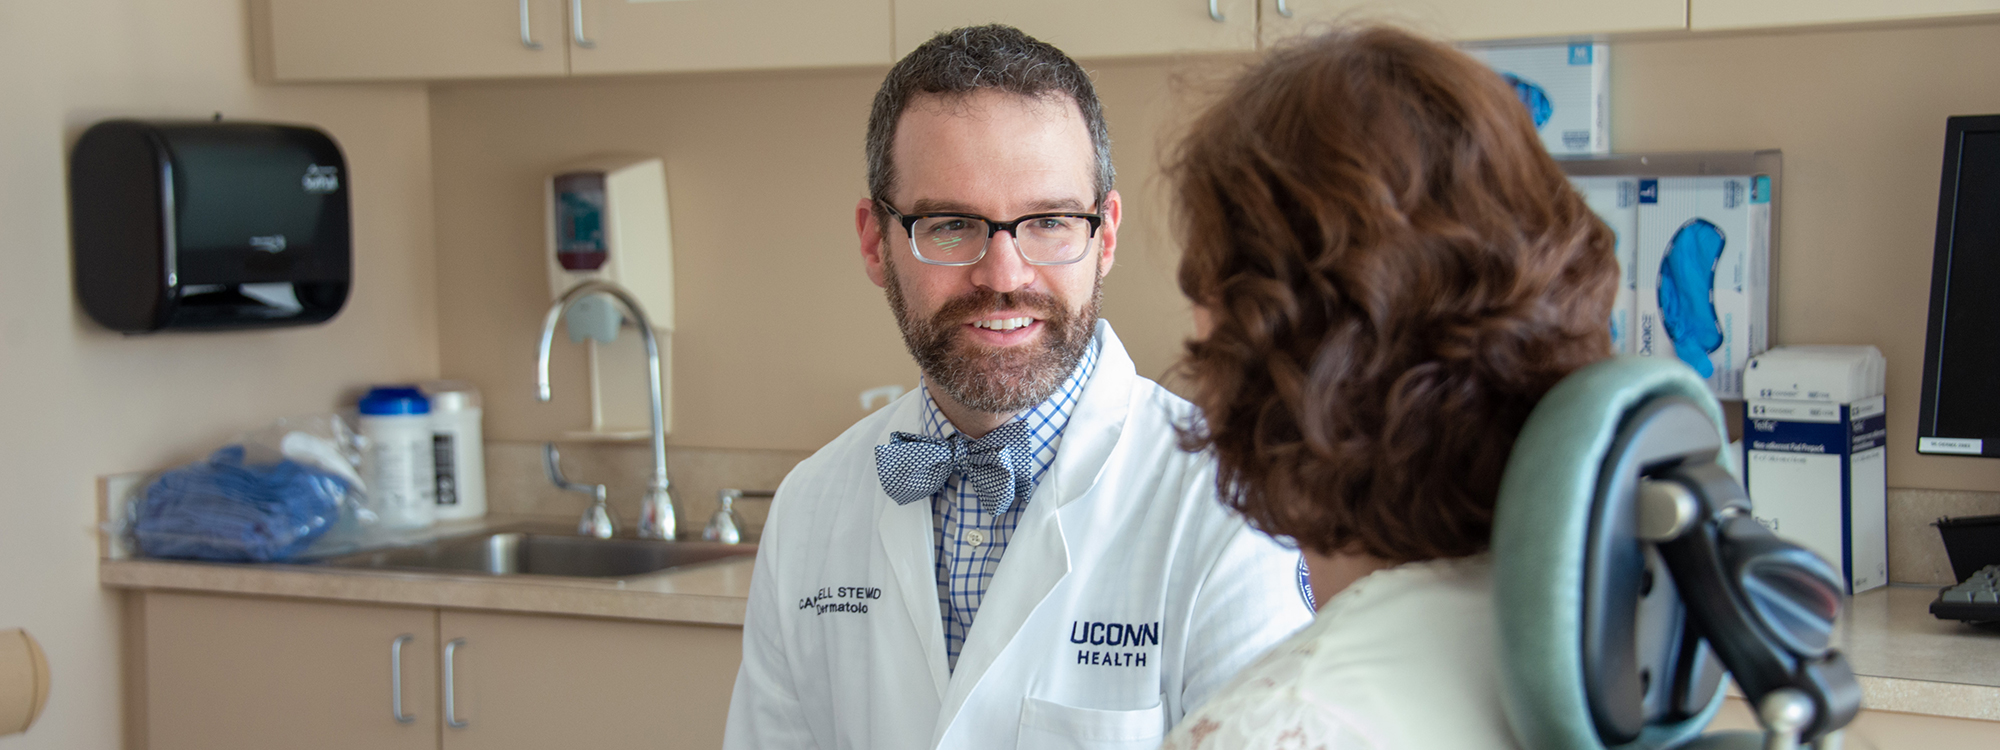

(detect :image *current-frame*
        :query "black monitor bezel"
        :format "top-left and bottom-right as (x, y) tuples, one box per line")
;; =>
(1917, 114), (2000, 458)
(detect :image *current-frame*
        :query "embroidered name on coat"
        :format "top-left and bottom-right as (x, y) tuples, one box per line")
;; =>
(799, 586), (882, 615)
(1069, 620), (1158, 667)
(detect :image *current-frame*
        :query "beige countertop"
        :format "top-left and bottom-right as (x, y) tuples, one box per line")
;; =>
(1836, 584), (2000, 721)
(99, 519), (757, 626)
(98, 527), (1997, 721)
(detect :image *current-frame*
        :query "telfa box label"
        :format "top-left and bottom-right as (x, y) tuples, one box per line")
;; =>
(1744, 395), (1888, 594)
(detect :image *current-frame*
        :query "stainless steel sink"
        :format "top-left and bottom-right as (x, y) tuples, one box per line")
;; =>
(311, 526), (755, 579)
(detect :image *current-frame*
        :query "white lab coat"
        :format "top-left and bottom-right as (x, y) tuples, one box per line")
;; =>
(724, 321), (1312, 750)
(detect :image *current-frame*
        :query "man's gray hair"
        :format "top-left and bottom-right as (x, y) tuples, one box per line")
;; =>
(866, 25), (1114, 206)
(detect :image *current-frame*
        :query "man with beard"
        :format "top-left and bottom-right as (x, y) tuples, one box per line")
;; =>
(722, 26), (1312, 750)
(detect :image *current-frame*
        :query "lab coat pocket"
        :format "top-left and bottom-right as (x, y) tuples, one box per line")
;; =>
(1017, 695), (1166, 750)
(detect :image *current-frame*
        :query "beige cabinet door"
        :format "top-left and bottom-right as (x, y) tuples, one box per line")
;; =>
(258, 0), (568, 81)
(565, 0), (894, 75)
(1689, 0), (2000, 30)
(437, 610), (743, 750)
(136, 592), (439, 750)
(1259, 0), (1686, 44)
(893, 0), (1257, 60)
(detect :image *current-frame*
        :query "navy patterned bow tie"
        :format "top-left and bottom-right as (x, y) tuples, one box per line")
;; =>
(874, 420), (1036, 516)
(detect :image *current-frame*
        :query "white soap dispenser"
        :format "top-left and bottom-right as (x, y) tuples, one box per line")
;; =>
(545, 156), (675, 440)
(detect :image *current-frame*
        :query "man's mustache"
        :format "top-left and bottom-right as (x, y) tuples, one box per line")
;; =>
(929, 289), (1066, 328)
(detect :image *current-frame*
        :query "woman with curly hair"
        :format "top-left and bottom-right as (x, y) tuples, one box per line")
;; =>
(1161, 24), (1619, 749)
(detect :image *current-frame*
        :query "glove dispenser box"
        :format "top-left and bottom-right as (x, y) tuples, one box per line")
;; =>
(69, 120), (351, 333)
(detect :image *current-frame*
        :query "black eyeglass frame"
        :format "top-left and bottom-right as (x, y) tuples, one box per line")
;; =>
(876, 200), (1105, 266)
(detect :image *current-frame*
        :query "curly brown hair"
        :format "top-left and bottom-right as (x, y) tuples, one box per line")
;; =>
(1171, 25), (1617, 563)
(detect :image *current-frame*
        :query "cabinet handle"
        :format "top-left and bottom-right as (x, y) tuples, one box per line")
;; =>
(444, 637), (469, 729)
(1208, 0), (1225, 22)
(390, 635), (415, 724)
(1275, 0), (1293, 18)
(519, 0), (543, 50)
(572, 0), (592, 49)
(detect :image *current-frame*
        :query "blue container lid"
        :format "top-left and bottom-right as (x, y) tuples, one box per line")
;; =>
(359, 386), (431, 415)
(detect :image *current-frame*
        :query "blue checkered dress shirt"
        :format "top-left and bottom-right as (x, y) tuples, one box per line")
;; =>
(915, 334), (1100, 671)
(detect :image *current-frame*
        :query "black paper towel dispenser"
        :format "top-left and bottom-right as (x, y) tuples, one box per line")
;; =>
(69, 119), (351, 332)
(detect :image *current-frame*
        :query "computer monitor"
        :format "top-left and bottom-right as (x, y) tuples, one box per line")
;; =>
(1917, 114), (2000, 457)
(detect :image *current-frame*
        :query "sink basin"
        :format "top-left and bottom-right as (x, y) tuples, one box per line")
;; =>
(311, 527), (756, 579)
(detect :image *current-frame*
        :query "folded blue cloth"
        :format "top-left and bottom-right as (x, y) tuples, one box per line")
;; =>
(134, 445), (349, 562)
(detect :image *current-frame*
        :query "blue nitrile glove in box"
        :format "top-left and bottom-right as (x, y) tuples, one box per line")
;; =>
(133, 444), (350, 562)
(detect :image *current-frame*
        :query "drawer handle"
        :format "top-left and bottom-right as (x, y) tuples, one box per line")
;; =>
(1276, 0), (1293, 18)
(390, 634), (415, 724)
(1208, 0), (1225, 22)
(444, 638), (469, 729)
(519, 0), (544, 50)
(570, 0), (597, 49)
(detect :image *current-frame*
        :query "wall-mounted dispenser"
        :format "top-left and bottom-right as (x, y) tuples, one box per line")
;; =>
(546, 156), (674, 439)
(68, 119), (351, 333)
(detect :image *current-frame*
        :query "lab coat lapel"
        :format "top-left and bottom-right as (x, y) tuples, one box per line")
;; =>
(932, 321), (1138, 738)
(1045, 321), (1135, 504)
(873, 396), (951, 702)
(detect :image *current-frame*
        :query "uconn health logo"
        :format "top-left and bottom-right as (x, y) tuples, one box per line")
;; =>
(1069, 620), (1159, 668)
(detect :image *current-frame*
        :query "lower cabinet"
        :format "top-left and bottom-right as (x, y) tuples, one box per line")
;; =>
(437, 609), (743, 749)
(130, 591), (743, 750)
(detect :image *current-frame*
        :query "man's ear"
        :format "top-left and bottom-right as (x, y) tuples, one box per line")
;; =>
(1096, 189), (1122, 277)
(857, 198), (890, 289)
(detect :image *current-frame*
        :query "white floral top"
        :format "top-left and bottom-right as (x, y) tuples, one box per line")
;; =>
(1160, 555), (1517, 750)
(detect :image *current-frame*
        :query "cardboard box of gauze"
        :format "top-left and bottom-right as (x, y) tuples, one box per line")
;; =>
(1635, 176), (1772, 398)
(1742, 346), (1888, 594)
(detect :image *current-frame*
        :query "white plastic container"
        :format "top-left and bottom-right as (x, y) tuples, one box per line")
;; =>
(422, 381), (487, 521)
(358, 386), (436, 530)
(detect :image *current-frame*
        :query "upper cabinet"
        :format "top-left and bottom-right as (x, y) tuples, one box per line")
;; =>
(258, 0), (569, 81)
(893, 0), (1258, 60)
(255, 0), (892, 83)
(567, 0), (893, 76)
(1688, 0), (2000, 30)
(1260, 0), (1686, 44)
(255, 0), (2000, 82)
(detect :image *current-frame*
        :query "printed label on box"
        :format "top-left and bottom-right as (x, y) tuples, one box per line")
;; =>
(1468, 43), (1608, 155)
(1745, 394), (1888, 594)
(1572, 176), (1639, 354)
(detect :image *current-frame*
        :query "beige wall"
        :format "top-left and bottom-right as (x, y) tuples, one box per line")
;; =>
(428, 59), (1234, 452)
(1612, 21), (2000, 491)
(0, 1), (437, 747)
(435, 20), (2000, 493)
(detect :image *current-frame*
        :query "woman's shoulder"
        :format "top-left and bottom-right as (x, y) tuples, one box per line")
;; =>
(1162, 698), (1386, 750)
(1162, 555), (1515, 750)
(1159, 626), (1390, 750)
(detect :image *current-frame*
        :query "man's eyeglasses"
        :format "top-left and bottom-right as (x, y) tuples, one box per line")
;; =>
(877, 200), (1103, 266)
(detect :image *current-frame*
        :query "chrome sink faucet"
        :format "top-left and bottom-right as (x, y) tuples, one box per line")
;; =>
(535, 280), (676, 540)
(543, 443), (614, 538)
